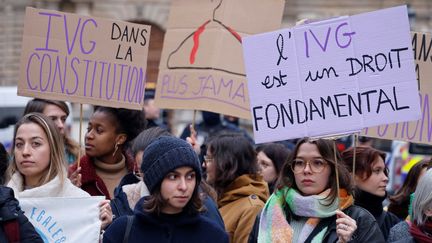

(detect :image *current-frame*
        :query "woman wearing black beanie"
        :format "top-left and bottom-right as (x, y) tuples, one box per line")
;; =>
(103, 136), (228, 243)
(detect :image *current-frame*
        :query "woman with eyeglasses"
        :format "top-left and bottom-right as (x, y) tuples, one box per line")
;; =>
(203, 133), (269, 243)
(341, 146), (400, 240)
(256, 138), (384, 243)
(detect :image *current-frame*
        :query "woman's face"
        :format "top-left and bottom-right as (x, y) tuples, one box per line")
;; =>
(14, 123), (51, 187)
(203, 149), (216, 184)
(85, 111), (120, 162)
(257, 151), (278, 183)
(43, 104), (67, 135)
(293, 143), (331, 196)
(160, 166), (196, 214)
(355, 156), (388, 197)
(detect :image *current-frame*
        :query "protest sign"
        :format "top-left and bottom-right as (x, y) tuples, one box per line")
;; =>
(363, 32), (432, 144)
(243, 5), (421, 143)
(18, 7), (151, 110)
(155, 0), (285, 119)
(20, 196), (104, 243)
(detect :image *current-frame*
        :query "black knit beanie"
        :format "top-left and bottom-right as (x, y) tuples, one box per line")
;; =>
(141, 136), (202, 193)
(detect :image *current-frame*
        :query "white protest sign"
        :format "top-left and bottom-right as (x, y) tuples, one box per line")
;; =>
(20, 197), (104, 243)
(243, 5), (420, 143)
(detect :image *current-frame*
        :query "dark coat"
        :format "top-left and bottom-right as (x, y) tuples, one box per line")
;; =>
(249, 205), (385, 243)
(388, 221), (415, 243)
(69, 152), (136, 200)
(352, 189), (400, 240)
(375, 211), (400, 241)
(0, 186), (43, 243)
(103, 197), (229, 243)
(308, 205), (385, 243)
(111, 180), (225, 230)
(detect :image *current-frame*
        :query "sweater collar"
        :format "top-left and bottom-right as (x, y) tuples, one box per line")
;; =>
(79, 151), (137, 185)
(7, 172), (63, 199)
(354, 188), (385, 216)
(94, 155), (126, 173)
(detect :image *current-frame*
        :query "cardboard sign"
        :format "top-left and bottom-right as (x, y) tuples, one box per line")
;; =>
(18, 7), (151, 110)
(155, 0), (285, 119)
(243, 5), (421, 143)
(363, 32), (432, 144)
(20, 197), (104, 243)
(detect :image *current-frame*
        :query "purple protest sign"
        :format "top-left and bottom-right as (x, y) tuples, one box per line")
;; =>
(243, 5), (420, 143)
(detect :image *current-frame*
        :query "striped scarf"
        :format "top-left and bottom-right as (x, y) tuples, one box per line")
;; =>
(258, 187), (353, 243)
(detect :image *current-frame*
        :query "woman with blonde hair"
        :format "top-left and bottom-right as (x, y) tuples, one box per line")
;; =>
(23, 98), (81, 165)
(6, 113), (112, 230)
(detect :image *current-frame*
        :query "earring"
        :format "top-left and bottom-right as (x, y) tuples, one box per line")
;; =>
(112, 143), (119, 157)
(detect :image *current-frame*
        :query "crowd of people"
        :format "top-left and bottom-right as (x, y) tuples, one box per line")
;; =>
(0, 98), (431, 243)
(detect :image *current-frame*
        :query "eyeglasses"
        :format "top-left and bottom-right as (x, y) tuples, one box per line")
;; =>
(203, 155), (214, 164)
(291, 158), (328, 174)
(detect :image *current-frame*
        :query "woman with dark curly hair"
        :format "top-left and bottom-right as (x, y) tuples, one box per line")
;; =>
(69, 106), (146, 200)
(203, 133), (269, 243)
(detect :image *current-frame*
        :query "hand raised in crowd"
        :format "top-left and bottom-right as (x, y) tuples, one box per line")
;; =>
(69, 166), (82, 187)
(336, 210), (357, 243)
(99, 200), (113, 230)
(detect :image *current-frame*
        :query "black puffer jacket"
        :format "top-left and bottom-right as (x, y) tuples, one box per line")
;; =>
(249, 205), (385, 243)
(0, 186), (43, 243)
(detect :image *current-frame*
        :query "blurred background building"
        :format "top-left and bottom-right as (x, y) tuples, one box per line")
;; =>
(0, 0), (430, 137)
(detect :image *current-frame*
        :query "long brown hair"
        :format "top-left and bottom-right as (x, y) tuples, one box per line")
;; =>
(277, 138), (352, 204)
(206, 133), (259, 198)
